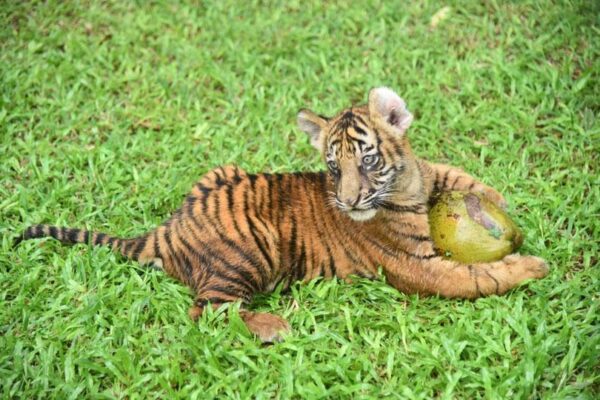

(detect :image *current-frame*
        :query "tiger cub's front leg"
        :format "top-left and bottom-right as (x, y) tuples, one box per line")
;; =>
(423, 161), (507, 209)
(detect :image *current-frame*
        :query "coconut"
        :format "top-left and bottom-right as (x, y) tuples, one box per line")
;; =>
(428, 191), (523, 263)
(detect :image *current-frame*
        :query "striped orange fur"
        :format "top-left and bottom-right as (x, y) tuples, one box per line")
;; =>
(15, 87), (548, 342)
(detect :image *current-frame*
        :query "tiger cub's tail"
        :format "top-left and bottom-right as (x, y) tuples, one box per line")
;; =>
(14, 224), (154, 263)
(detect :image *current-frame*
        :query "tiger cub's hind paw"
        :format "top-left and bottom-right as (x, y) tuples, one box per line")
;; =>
(240, 311), (291, 343)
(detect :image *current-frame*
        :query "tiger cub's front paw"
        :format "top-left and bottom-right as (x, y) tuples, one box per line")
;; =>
(503, 254), (549, 280)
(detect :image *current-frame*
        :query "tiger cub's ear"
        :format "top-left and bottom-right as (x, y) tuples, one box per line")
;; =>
(368, 87), (413, 136)
(297, 109), (328, 150)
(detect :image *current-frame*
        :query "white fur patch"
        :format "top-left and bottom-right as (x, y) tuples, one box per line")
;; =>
(348, 209), (377, 221)
(150, 258), (164, 270)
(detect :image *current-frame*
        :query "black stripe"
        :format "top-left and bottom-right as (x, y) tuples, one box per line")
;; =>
(243, 184), (272, 282)
(180, 253), (196, 288)
(363, 234), (437, 260)
(484, 270), (500, 295)
(213, 168), (225, 186)
(49, 226), (58, 239)
(441, 170), (450, 190)
(378, 201), (428, 214)
(232, 167), (243, 183)
(329, 138), (341, 149)
(211, 190), (224, 228)
(197, 248), (259, 293)
(288, 211), (297, 269)
(248, 173), (259, 187)
(329, 253), (337, 277)
(199, 187), (209, 212)
(354, 114), (367, 126)
(393, 141), (404, 157)
(468, 265), (481, 297)
(393, 232), (432, 242)
(83, 230), (90, 244)
(185, 195), (196, 210)
(188, 227), (259, 292)
(167, 225), (194, 285)
(246, 219), (274, 278)
(386, 220), (419, 230)
(163, 224), (189, 281)
(195, 183), (212, 196)
(132, 236), (147, 258)
(226, 184), (243, 237)
(153, 231), (160, 258)
(468, 182), (476, 190)
(185, 195), (267, 290)
(413, 252), (437, 260)
(178, 219), (259, 292)
(295, 239), (307, 281)
(353, 125), (367, 136)
(210, 269), (253, 296)
(450, 176), (460, 190)
(123, 240), (135, 255)
(350, 137), (367, 151)
(433, 170), (440, 192)
(66, 228), (79, 243)
(95, 233), (106, 245)
(204, 284), (247, 300)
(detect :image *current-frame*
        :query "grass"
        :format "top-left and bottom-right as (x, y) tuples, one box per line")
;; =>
(0, 0), (598, 398)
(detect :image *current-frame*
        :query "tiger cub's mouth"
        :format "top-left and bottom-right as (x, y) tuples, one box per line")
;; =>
(347, 208), (377, 222)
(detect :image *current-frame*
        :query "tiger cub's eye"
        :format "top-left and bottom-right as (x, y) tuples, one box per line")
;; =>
(327, 160), (339, 171)
(362, 155), (379, 167)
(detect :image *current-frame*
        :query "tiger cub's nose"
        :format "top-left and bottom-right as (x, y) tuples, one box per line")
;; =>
(343, 195), (361, 208)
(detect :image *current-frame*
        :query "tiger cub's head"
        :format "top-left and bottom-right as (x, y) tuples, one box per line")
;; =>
(298, 87), (423, 222)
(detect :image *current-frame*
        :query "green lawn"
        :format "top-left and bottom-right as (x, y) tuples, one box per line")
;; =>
(1, 1), (598, 398)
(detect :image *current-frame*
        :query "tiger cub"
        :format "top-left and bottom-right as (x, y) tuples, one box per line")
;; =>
(16, 87), (548, 342)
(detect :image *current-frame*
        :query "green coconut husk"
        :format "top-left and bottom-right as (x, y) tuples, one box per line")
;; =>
(429, 191), (523, 263)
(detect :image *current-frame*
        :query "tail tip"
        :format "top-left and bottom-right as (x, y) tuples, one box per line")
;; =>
(13, 225), (38, 248)
(12, 234), (25, 248)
